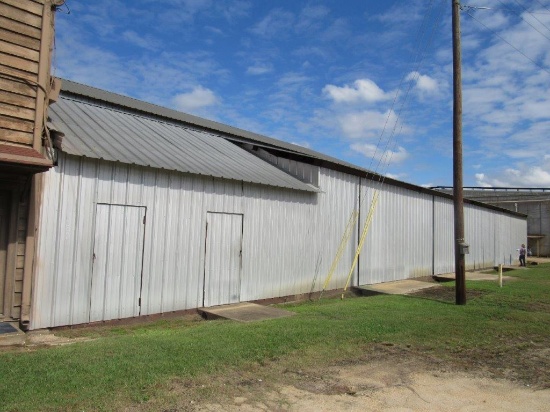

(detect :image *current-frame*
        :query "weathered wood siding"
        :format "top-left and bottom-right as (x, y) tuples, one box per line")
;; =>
(0, 0), (47, 146)
(0, 0), (53, 322)
(0, 189), (28, 320)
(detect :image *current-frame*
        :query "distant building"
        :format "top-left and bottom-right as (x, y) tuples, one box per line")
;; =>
(432, 187), (549, 257)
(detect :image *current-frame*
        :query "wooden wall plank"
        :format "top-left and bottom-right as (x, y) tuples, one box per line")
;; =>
(0, 28), (41, 51)
(0, 127), (33, 145)
(2, 0), (44, 17)
(0, 4), (42, 29)
(0, 64), (38, 83)
(0, 39), (40, 62)
(0, 51), (39, 73)
(0, 16), (41, 40)
(11, 305), (20, 318)
(0, 78), (38, 98)
(16, 242), (25, 257)
(0, 116), (34, 133)
(15, 268), (23, 281)
(0, 91), (36, 109)
(3, 194), (18, 317)
(0, 102), (35, 121)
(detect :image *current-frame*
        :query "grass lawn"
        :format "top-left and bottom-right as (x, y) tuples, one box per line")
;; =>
(0, 264), (549, 411)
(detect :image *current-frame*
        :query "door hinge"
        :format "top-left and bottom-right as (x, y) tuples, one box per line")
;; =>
(143, 215), (146, 224)
(138, 297), (141, 306)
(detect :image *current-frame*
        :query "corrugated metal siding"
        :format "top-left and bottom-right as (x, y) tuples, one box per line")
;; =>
(359, 181), (433, 284)
(240, 168), (359, 302)
(33, 158), (359, 328)
(434, 199), (526, 274)
(90, 204), (145, 321)
(433, 196), (455, 274)
(32, 153), (526, 329)
(204, 212), (243, 307)
(464, 204), (496, 270)
(33, 153), (249, 328)
(49, 97), (318, 193)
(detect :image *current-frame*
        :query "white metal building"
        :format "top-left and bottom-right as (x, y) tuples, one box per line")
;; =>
(29, 79), (526, 329)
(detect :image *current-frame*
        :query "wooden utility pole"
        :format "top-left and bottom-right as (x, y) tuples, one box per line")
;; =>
(452, 0), (466, 305)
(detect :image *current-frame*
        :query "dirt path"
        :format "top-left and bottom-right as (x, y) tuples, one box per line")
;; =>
(195, 360), (550, 411)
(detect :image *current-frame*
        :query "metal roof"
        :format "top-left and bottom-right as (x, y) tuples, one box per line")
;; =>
(45, 80), (527, 218)
(59, 79), (366, 170)
(49, 96), (320, 192)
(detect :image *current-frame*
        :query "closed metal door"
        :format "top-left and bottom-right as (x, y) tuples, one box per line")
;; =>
(90, 204), (146, 322)
(203, 212), (243, 307)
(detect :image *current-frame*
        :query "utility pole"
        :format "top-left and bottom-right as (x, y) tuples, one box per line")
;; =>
(452, 0), (466, 305)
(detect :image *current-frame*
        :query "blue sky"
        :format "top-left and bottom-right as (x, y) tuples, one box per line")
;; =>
(53, 0), (550, 188)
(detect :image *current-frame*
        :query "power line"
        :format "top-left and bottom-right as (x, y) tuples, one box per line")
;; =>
(508, 0), (550, 37)
(464, 9), (550, 76)
(461, 3), (550, 15)
(532, 0), (550, 15)
(374, 1), (446, 182)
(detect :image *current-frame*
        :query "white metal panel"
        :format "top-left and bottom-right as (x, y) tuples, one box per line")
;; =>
(204, 213), (243, 307)
(464, 204), (497, 270)
(240, 168), (358, 302)
(433, 196), (455, 274)
(90, 204), (145, 322)
(31, 153), (527, 329)
(359, 181), (433, 284)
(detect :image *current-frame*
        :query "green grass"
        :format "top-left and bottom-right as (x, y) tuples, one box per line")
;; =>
(1, 264), (549, 411)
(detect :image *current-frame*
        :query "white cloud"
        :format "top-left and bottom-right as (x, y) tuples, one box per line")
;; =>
(172, 86), (220, 112)
(246, 64), (272, 75)
(338, 109), (398, 139)
(295, 5), (329, 32)
(323, 79), (390, 104)
(406, 71), (440, 94)
(122, 30), (158, 50)
(476, 167), (550, 187)
(351, 143), (409, 165)
(250, 9), (294, 38)
(370, 0), (424, 24)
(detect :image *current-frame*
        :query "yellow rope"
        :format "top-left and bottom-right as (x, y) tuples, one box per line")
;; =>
(320, 209), (359, 298)
(341, 190), (380, 299)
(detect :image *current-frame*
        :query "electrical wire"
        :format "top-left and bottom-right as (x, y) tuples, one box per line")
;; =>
(464, 8), (550, 76)
(374, 1), (446, 187)
(532, 0), (550, 15)
(321, 0), (447, 298)
(506, 0), (550, 40)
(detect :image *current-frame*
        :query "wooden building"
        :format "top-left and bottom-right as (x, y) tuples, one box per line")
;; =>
(0, 0), (59, 327)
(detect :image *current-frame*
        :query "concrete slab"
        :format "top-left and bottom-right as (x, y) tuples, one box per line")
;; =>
(199, 302), (296, 322)
(0, 322), (25, 346)
(354, 279), (440, 296)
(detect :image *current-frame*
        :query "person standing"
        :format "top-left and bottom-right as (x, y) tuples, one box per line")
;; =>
(519, 243), (526, 267)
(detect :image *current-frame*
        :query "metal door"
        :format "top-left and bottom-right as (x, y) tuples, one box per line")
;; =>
(203, 212), (243, 307)
(90, 204), (146, 322)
